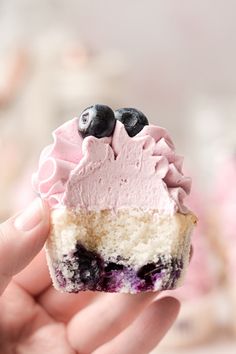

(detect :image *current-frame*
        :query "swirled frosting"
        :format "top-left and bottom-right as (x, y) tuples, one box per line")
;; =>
(32, 118), (191, 214)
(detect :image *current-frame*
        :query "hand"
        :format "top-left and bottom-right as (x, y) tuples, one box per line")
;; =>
(0, 199), (180, 354)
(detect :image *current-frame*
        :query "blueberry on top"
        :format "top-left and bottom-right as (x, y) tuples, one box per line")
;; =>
(78, 104), (116, 138)
(115, 107), (149, 137)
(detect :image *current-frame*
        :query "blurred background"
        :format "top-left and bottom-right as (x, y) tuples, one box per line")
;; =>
(0, 0), (236, 352)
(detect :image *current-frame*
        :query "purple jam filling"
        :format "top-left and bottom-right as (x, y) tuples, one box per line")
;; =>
(54, 243), (183, 293)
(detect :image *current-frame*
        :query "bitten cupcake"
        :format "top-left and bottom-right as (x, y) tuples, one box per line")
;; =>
(33, 104), (196, 293)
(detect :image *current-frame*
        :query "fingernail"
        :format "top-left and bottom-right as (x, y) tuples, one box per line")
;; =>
(14, 199), (44, 232)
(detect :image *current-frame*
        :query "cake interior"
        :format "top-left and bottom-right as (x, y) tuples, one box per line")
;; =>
(46, 208), (196, 293)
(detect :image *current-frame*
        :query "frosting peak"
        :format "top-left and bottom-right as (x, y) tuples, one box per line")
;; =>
(33, 118), (191, 214)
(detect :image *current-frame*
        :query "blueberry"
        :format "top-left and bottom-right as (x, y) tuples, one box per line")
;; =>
(78, 104), (116, 138)
(137, 261), (162, 288)
(115, 107), (149, 137)
(74, 243), (103, 289)
(102, 262), (125, 292)
(137, 257), (183, 290)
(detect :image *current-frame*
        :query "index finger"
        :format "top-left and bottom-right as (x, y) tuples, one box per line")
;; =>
(13, 249), (51, 296)
(0, 199), (49, 295)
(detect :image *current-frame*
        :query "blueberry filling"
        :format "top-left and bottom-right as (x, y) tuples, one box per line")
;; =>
(137, 262), (162, 289)
(167, 258), (183, 288)
(56, 243), (183, 292)
(78, 104), (116, 138)
(104, 262), (125, 273)
(73, 243), (103, 289)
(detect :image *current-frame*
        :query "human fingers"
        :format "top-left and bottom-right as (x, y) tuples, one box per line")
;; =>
(0, 198), (50, 295)
(37, 288), (98, 323)
(13, 249), (51, 297)
(67, 291), (157, 354)
(94, 296), (180, 354)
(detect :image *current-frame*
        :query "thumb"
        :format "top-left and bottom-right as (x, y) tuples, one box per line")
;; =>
(0, 198), (50, 294)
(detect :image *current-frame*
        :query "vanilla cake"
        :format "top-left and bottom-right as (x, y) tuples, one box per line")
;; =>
(33, 104), (196, 293)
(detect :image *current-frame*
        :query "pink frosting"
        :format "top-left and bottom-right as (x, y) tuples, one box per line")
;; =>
(32, 118), (191, 214)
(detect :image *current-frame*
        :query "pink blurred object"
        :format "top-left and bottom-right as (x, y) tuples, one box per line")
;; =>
(213, 156), (236, 272)
(211, 155), (236, 283)
(211, 154), (236, 336)
(173, 181), (215, 300)
(0, 48), (28, 107)
(0, 140), (25, 218)
(159, 176), (217, 349)
(10, 163), (36, 213)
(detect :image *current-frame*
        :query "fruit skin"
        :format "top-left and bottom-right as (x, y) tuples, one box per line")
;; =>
(114, 107), (149, 137)
(77, 104), (116, 138)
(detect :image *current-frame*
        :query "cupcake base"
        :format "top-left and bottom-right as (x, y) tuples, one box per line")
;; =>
(46, 208), (196, 293)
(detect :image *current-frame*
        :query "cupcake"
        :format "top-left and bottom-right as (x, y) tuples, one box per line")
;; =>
(33, 104), (196, 293)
